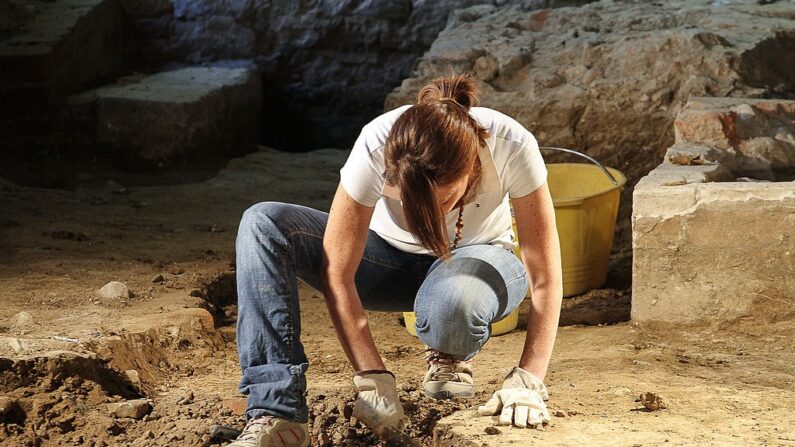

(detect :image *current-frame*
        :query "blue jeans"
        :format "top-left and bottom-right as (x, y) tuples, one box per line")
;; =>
(235, 202), (528, 422)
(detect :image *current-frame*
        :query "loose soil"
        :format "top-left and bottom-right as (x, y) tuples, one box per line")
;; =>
(0, 148), (793, 446)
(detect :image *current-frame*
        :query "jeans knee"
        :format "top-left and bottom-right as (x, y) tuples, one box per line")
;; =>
(240, 202), (282, 232)
(415, 290), (490, 358)
(238, 202), (291, 243)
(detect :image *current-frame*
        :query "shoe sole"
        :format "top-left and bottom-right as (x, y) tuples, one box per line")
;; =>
(423, 382), (475, 400)
(260, 420), (309, 447)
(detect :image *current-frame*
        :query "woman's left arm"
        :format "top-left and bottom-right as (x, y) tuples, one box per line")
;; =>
(511, 181), (563, 380)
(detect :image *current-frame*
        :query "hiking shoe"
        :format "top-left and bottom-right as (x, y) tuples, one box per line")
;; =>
(422, 348), (475, 399)
(226, 415), (309, 447)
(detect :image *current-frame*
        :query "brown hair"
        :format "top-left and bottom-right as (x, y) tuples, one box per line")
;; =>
(383, 74), (489, 259)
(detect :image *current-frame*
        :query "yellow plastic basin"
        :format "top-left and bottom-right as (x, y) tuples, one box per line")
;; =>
(402, 306), (519, 337)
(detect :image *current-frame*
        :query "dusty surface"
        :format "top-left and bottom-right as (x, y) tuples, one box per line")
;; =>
(1, 147), (794, 446)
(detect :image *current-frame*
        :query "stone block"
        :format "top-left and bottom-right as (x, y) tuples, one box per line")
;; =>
(634, 96), (795, 323)
(0, 0), (125, 112)
(632, 179), (794, 323)
(95, 67), (261, 166)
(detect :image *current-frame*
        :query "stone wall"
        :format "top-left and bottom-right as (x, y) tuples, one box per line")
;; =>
(386, 0), (795, 194)
(0, 0), (128, 125)
(632, 97), (795, 323)
(119, 0), (593, 150)
(386, 0), (795, 251)
(0, 0), (32, 41)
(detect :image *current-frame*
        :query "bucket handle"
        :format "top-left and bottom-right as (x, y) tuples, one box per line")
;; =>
(540, 146), (620, 186)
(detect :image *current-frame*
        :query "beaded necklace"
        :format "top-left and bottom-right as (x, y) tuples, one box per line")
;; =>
(450, 204), (464, 250)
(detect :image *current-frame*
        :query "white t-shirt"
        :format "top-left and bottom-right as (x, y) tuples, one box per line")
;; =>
(339, 104), (547, 255)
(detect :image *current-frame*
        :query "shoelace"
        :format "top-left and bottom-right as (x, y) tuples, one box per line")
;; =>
(236, 415), (276, 441)
(423, 348), (471, 381)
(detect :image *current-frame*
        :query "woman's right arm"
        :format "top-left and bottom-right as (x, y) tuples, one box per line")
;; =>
(321, 183), (385, 372)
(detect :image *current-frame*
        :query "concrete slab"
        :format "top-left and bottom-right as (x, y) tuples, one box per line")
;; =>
(94, 67), (261, 166)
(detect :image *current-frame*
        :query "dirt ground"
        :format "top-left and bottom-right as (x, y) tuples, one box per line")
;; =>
(1, 147), (793, 446)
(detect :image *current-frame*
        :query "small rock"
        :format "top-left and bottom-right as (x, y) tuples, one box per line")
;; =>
(484, 426), (501, 435)
(0, 396), (18, 418)
(208, 425), (242, 442)
(7, 338), (23, 353)
(553, 409), (568, 417)
(152, 274), (165, 283)
(104, 179), (125, 191)
(312, 402), (327, 415)
(639, 392), (669, 411)
(222, 397), (247, 416)
(613, 387), (632, 396)
(98, 281), (130, 300)
(178, 390), (194, 405)
(143, 430), (155, 439)
(123, 370), (141, 389)
(340, 401), (354, 420)
(11, 311), (34, 329)
(112, 399), (151, 419)
(50, 230), (89, 241)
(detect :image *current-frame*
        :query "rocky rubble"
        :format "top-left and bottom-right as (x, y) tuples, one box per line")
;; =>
(672, 97), (795, 180)
(386, 0), (795, 188)
(306, 378), (470, 447)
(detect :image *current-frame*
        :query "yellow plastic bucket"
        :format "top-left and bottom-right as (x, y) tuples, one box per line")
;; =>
(512, 161), (627, 297)
(402, 306), (519, 337)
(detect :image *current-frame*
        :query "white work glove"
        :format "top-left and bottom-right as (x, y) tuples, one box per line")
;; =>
(477, 367), (551, 428)
(352, 371), (409, 435)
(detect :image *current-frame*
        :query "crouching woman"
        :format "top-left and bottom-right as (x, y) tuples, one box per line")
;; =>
(228, 74), (562, 446)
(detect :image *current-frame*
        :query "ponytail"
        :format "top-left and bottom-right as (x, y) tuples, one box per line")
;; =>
(417, 74), (480, 110)
(384, 73), (488, 259)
